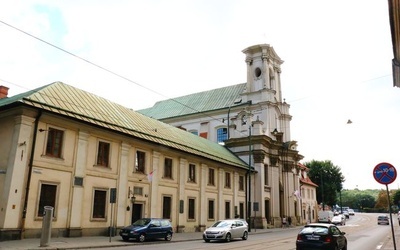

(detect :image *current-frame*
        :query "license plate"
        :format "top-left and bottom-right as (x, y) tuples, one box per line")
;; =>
(306, 236), (320, 241)
(121, 233), (128, 236)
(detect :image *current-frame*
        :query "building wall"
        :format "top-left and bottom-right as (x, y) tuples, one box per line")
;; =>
(0, 110), (248, 240)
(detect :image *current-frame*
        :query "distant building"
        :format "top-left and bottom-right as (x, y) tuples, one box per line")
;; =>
(139, 44), (306, 228)
(298, 163), (318, 223)
(0, 82), (250, 240)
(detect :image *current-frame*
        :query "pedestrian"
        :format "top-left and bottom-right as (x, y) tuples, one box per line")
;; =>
(282, 216), (287, 228)
(288, 216), (292, 227)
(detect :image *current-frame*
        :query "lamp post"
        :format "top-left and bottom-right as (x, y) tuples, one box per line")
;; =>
(128, 187), (136, 223)
(320, 172), (324, 211)
(247, 124), (252, 232)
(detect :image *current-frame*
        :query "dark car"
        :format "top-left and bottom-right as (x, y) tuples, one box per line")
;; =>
(377, 214), (390, 225)
(296, 223), (347, 250)
(119, 218), (173, 242)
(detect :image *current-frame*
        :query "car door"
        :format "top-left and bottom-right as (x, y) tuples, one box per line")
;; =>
(331, 226), (346, 248)
(235, 220), (245, 238)
(160, 220), (171, 237)
(147, 220), (162, 239)
(233, 220), (244, 238)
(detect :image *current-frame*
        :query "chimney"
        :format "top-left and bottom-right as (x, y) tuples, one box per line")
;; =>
(0, 86), (9, 99)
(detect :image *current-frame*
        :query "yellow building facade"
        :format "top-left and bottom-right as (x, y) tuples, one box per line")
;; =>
(0, 83), (249, 240)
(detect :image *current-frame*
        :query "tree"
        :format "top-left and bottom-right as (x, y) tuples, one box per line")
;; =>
(393, 189), (400, 208)
(375, 190), (390, 211)
(305, 160), (345, 209)
(339, 189), (376, 211)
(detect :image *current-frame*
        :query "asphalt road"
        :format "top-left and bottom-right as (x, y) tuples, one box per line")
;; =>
(90, 213), (394, 250)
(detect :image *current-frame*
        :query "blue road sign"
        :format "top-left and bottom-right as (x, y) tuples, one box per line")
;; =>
(373, 162), (397, 185)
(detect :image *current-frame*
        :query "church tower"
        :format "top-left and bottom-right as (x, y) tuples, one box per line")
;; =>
(227, 44), (301, 229)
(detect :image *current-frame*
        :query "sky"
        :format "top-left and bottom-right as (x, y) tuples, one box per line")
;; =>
(0, 0), (399, 190)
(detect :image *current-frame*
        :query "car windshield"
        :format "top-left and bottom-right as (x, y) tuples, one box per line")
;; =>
(300, 226), (328, 235)
(211, 221), (232, 228)
(132, 218), (151, 226)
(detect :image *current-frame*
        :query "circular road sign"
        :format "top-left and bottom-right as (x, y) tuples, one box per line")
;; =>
(373, 162), (397, 185)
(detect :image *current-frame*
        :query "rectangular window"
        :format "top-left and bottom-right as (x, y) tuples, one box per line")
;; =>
(164, 158), (173, 179)
(208, 168), (215, 186)
(45, 128), (64, 158)
(208, 200), (215, 220)
(133, 186), (143, 196)
(163, 196), (172, 219)
(188, 164), (196, 182)
(38, 183), (57, 217)
(97, 141), (110, 167)
(225, 172), (231, 188)
(189, 130), (198, 136)
(92, 189), (107, 219)
(239, 175), (244, 191)
(225, 201), (231, 219)
(216, 127), (228, 143)
(188, 198), (195, 220)
(239, 202), (245, 219)
(264, 164), (269, 186)
(135, 150), (145, 173)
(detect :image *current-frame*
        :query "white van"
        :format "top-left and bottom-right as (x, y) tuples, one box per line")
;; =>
(318, 211), (334, 223)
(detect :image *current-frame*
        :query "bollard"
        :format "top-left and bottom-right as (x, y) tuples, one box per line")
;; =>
(40, 206), (54, 247)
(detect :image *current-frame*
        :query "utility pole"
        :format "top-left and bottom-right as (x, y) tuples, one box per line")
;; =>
(247, 125), (252, 232)
(320, 171), (324, 211)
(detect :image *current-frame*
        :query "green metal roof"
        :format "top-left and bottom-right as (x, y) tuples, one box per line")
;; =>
(138, 83), (246, 119)
(0, 82), (248, 169)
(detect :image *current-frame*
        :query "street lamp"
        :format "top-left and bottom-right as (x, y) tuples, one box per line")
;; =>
(240, 111), (253, 232)
(247, 123), (252, 232)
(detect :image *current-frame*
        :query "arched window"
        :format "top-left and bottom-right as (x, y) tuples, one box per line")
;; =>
(216, 127), (228, 143)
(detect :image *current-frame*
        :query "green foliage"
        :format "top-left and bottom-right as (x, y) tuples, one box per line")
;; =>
(338, 188), (400, 212)
(339, 189), (376, 211)
(304, 160), (345, 207)
(393, 189), (400, 207)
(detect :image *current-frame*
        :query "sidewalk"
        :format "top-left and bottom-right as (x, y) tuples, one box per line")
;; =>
(380, 223), (400, 250)
(0, 227), (283, 250)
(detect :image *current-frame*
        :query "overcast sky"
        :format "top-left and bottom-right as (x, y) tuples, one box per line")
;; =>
(1, 0), (399, 190)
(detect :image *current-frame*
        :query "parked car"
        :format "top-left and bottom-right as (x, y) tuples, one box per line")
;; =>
(377, 214), (390, 225)
(342, 210), (349, 219)
(203, 219), (248, 242)
(331, 215), (346, 226)
(119, 218), (173, 242)
(347, 209), (355, 215)
(296, 223), (347, 250)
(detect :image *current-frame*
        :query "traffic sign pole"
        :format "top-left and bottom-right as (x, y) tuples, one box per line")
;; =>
(373, 162), (397, 250)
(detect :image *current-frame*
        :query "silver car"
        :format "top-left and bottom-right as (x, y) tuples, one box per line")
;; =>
(203, 219), (248, 242)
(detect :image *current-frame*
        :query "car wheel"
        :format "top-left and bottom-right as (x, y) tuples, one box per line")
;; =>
(342, 242), (348, 250)
(242, 231), (248, 240)
(225, 233), (232, 242)
(165, 232), (172, 241)
(137, 233), (146, 242)
(204, 239), (210, 242)
(122, 236), (129, 241)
